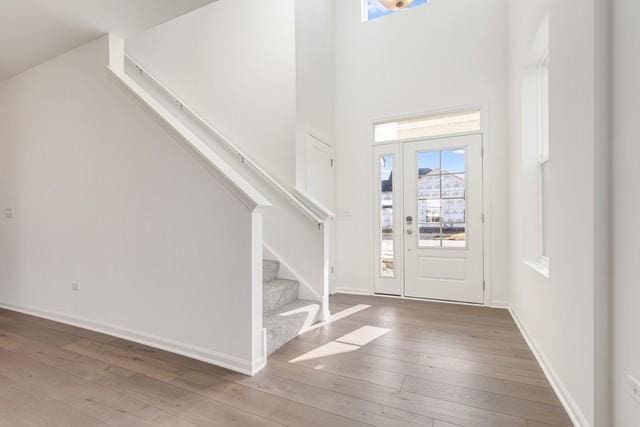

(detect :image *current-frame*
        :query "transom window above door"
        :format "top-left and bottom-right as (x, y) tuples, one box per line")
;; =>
(374, 110), (481, 143)
(363, 0), (429, 22)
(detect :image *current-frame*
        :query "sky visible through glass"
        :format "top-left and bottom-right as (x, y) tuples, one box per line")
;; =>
(418, 150), (465, 174)
(367, 0), (429, 21)
(381, 155), (393, 181)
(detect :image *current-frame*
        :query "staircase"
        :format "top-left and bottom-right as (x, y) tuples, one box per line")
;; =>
(263, 259), (320, 355)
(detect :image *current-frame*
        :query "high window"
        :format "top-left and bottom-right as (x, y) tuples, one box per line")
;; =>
(538, 52), (550, 261)
(363, 0), (429, 22)
(522, 15), (550, 277)
(374, 110), (481, 143)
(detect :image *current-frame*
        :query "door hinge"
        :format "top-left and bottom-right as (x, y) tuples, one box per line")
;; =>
(330, 266), (335, 274)
(483, 280), (486, 290)
(482, 214), (486, 223)
(330, 158), (335, 167)
(481, 146), (485, 157)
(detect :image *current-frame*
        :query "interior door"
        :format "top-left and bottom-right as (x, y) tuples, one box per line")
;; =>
(402, 134), (484, 303)
(306, 132), (335, 210)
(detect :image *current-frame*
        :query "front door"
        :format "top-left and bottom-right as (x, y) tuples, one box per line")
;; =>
(402, 134), (484, 303)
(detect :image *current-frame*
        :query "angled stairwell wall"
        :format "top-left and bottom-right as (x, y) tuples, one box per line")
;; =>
(123, 0), (334, 321)
(0, 35), (268, 375)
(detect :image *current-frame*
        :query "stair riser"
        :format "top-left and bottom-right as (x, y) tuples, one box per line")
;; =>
(262, 260), (279, 283)
(264, 282), (299, 314)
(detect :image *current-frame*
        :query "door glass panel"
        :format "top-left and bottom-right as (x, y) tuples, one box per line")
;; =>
(380, 154), (395, 277)
(420, 204), (441, 247)
(442, 149), (466, 174)
(418, 150), (440, 172)
(417, 149), (467, 248)
(442, 199), (466, 248)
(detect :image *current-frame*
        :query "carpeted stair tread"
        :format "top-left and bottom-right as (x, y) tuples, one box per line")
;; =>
(264, 299), (320, 355)
(264, 279), (299, 315)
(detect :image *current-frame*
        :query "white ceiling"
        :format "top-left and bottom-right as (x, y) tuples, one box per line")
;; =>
(0, 0), (215, 81)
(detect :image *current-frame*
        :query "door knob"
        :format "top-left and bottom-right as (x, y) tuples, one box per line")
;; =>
(407, 229), (413, 235)
(406, 216), (413, 224)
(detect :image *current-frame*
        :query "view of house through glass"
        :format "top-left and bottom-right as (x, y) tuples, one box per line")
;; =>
(364, 0), (429, 22)
(416, 149), (467, 248)
(379, 154), (395, 277)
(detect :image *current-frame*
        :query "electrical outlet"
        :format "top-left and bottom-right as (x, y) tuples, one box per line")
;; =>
(71, 283), (80, 292)
(4, 208), (13, 219)
(629, 374), (640, 404)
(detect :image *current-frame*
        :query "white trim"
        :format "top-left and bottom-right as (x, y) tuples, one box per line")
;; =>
(488, 300), (511, 309)
(251, 210), (266, 368)
(372, 129), (483, 147)
(480, 101), (493, 306)
(336, 289), (490, 308)
(306, 128), (333, 149)
(0, 301), (264, 376)
(524, 258), (550, 279)
(368, 104), (491, 306)
(333, 288), (373, 296)
(508, 304), (590, 427)
(108, 34), (124, 74)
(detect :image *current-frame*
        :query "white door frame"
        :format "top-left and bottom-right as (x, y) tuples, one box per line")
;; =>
(369, 103), (493, 306)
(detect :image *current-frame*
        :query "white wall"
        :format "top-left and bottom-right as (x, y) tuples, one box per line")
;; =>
(612, 0), (640, 425)
(126, 0), (297, 188)
(332, 0), (509, 303)
(508, 1), (610, 425)
(124, 0), (332, 317)
(295, 0), (336, 194)
(0, 36), (261, 373)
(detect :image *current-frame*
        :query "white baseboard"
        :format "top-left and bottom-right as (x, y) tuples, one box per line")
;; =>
(489, 300), (511, 309)
(333, 287), (372, 296)
(0, 300), (263, 376)
(508, 304), (590, 427)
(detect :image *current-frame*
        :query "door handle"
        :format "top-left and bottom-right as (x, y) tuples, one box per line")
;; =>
(406, 216), (413, 225)
(407, 229), (413, 235)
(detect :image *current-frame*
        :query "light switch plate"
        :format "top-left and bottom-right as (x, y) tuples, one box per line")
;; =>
(4, 208), (13, 219)
(629, 374), (640, 404)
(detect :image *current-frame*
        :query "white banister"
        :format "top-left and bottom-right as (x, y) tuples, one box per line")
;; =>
(125, 54), (334, 228)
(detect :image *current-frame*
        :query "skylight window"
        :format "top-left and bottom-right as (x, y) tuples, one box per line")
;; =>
(363, 0), (429, 22)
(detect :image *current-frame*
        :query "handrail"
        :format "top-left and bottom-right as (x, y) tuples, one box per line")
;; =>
(124, 53), (331, 227)
(293, 187), (335, 221)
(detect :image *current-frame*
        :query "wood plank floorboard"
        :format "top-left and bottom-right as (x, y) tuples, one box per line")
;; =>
(0, 295), (570, 426)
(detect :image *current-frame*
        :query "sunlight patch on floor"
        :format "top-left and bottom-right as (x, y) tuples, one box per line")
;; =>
(288, 341), (360, 363)
(303, 304), (371, 332)
(288, 325), (391, 363)
(334, 325), (391, 346)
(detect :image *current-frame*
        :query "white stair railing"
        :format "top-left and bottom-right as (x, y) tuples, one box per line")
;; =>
(126, 54), (334, 228)
(109, 37), (333, 322)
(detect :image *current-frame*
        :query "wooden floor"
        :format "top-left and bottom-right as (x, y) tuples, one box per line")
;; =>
(0, 294), (571, 427)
